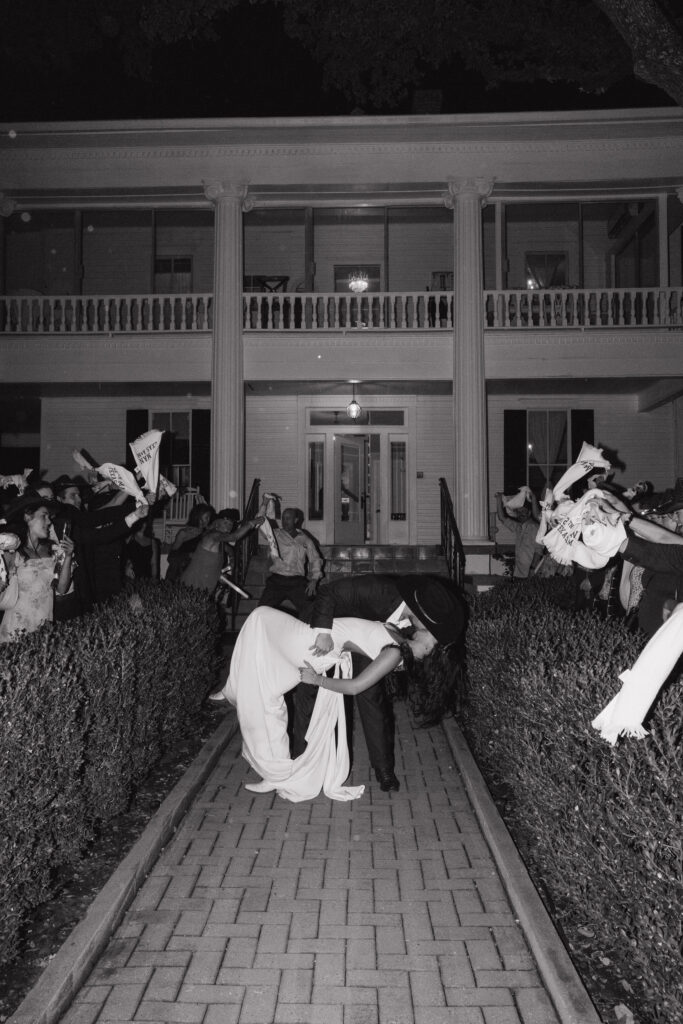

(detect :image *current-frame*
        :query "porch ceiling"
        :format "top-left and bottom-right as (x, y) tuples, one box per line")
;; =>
(487, 376), (683, 404)
(245, 380), (452, 397)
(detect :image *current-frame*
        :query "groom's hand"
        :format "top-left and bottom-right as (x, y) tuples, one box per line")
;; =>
(309, 633), (333, 656)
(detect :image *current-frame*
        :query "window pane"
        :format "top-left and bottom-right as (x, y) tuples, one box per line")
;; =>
(390, 441), (407, 520)
(152, 412), (170, 432)
(308, 441), (324, 520)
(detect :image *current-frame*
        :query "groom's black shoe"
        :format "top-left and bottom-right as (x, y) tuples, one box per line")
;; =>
(376, 769), (400, 792)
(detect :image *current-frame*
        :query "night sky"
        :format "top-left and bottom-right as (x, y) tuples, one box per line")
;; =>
(1, 1), (672, 122)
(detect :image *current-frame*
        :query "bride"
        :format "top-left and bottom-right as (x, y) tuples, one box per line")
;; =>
(216, 606), (462, 802)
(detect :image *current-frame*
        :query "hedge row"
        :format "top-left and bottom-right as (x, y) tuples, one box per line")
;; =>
(0, 580), (222, 964)
(464, 579), (683, 1024)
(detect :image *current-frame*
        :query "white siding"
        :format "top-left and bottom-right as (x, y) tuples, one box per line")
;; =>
(386, 209), (452, 292)
(245, 394), (301, 509)
(416, 395), (453, 544)
(314, 210), (385, 292)
(244, 216), (306, 290)
(156, 214), (214, 292)
(40, 395), (210, 482)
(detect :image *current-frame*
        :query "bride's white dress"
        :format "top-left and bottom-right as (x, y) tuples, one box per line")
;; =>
(223, 606), (395, 802)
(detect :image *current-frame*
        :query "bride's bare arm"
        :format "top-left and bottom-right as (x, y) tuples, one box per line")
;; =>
(301, 646), (402, 696)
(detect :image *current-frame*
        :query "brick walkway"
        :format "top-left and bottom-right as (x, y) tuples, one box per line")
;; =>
(45, 700), (602, 1024)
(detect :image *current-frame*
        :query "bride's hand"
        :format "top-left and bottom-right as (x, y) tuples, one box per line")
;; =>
(300, 660), (324, 686)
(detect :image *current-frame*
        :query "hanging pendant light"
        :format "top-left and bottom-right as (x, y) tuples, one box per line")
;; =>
(346, 383), (362, 420)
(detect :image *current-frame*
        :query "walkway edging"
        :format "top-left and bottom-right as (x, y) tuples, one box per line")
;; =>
(8, 712), (239, 1024)
(442, 717), (603, 1024)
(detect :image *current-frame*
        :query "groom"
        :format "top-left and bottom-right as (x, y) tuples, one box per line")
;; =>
(293, 573), (468, 791)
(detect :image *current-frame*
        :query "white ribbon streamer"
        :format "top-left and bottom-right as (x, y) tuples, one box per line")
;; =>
(592, 604), (683, 745)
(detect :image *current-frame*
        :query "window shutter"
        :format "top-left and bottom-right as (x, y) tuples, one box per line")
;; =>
(191, 409), (211, 500)
(125, 409), (148, 471)
(570, 410), (594, 461)
(503, 410), (527, 493)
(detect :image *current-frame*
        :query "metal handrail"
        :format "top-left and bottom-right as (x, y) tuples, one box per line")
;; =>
(228, 478), (261, 631)
(438, 478), (466, 590)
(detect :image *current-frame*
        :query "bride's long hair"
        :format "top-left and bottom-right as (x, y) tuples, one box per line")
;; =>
(384, 640), (466, 726)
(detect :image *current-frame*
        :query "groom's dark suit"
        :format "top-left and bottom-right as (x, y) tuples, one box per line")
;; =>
(294, 574), (424, 783)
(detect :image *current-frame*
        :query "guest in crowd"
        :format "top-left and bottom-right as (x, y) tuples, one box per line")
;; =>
(595, 490), (683, 637)
(51, 474), (149, 618)
(257, 507), (323, 615)
(181, 508), (263, 594)
(0, 490), (75, 641)
(165, 502), (215, 582)
(494, 487), (542, 579)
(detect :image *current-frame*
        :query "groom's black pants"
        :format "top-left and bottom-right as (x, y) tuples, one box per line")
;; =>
(291, 654), (396, 775)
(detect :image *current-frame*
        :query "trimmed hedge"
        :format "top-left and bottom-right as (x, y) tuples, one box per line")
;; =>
(465, 579), (683, 1024)
(0, 581), (222, 964)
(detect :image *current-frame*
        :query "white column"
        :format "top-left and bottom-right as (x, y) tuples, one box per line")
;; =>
(446, 178), (493, 544)
(204, 182), (248, 512)
(658, 193), (669, 287)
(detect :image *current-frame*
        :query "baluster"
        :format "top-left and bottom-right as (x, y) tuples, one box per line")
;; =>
(657, 289), (666, 326)
(492, 292), (500, 328)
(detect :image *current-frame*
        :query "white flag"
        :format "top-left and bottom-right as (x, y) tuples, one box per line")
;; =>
(97, 463), (147, 503)
(157, 474), (178, 499)
(129, 430), (163, 495)
(552, 442), (611, 501)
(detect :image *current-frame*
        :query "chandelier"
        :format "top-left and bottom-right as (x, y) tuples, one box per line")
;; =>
(348, 270), (369, 294)
(346, 382), (362, 420)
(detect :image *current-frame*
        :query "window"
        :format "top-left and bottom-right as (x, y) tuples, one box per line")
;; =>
(430, 271), (453, 290)
(504, 409), (594, 496)
(390, 440), (407, 521)
(154, 256), (193, 293)
(525, 253), (567, 289)
(309, 410), (404, 426)
(307, 439), (324, 520)
(151, 411), (191, 488)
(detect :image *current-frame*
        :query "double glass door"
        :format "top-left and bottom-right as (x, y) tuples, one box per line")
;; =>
(308, 430), (409, 545)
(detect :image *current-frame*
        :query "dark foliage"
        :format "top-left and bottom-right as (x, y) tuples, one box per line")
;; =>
(0, 580), (221, 964)
(464, 579), (683, 1023)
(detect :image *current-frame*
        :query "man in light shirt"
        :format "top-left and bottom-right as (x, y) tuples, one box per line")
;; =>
(257, 507), (323, 616)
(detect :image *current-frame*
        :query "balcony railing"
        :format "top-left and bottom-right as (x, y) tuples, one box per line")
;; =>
(243, 291), (454, 330)
(484, 287), (683, 329)
(2, 286), (682, 334)
(0, 294), (214, 334)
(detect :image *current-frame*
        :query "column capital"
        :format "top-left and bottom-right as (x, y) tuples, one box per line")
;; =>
(444, 178), (494, 209)
(0, 193), (16, 217)
(202, 181), (251, 210)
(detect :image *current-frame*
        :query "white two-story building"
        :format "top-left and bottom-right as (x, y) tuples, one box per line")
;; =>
(1, 108), (683, 569)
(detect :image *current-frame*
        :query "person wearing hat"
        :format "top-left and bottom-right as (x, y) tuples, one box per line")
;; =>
(294, 572), (468, 791)
(206, 587), (465, 803)
(0, 489), (75, 641)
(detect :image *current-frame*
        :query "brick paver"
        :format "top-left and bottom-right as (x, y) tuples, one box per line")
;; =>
(61, 704), (564, 1024)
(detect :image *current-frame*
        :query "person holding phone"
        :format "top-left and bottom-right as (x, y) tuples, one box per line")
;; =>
(0, 489), (75, 641)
